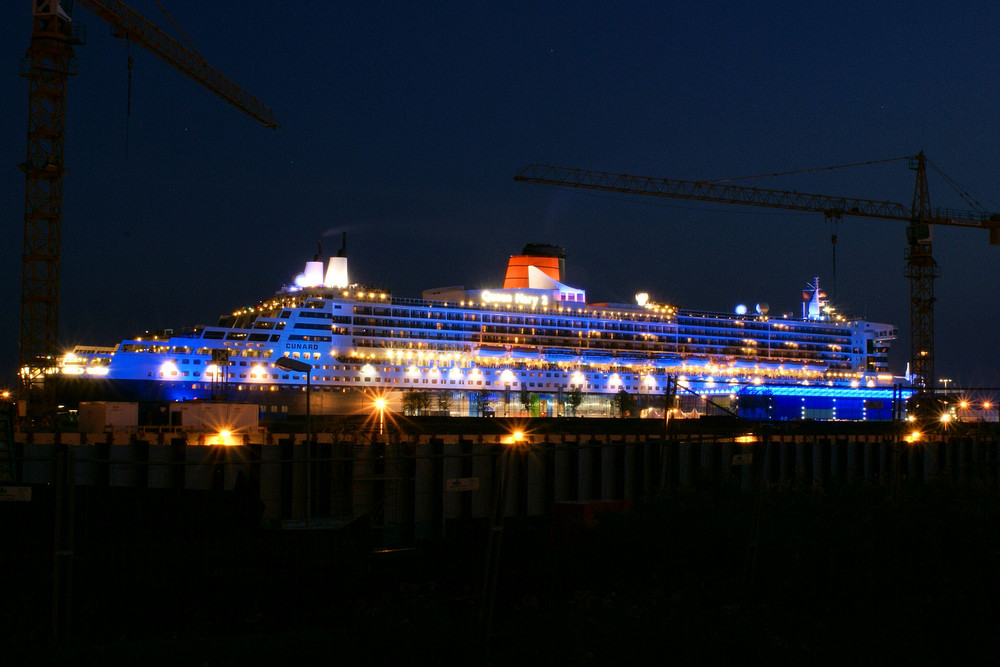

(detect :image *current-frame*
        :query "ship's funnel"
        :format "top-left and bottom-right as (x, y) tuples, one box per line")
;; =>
(503, 244), (565, 289)
(325, 256), (348, 288)
(295, 261), (325, 287)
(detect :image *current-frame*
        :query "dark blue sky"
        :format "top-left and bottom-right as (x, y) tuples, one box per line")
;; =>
(3, 1), (1000, 389)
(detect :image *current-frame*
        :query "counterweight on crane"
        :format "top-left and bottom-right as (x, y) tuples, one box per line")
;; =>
(19, 0), (276, 425)
(515, 155), (1000, 394)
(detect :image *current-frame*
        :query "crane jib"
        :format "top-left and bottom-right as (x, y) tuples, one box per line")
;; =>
(515, 157), (1000, 394)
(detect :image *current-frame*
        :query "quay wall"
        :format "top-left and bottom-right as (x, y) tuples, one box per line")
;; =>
(11, 422), (1000, 539)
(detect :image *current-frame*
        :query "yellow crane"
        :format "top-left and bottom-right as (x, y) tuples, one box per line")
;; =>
(19, 1), (277, 424)
(515, 154), (1000, 395)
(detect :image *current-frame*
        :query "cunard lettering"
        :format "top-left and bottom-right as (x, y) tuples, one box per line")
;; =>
(285, 343), (319, 350)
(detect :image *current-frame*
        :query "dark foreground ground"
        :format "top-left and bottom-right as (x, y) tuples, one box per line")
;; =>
(6, 479), (1000, 665)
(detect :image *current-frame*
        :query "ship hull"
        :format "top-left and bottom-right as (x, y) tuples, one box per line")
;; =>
(52, 373), (905, 422)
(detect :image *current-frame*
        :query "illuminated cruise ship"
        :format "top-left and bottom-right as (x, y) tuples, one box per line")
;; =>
(57, 243), (911, 420)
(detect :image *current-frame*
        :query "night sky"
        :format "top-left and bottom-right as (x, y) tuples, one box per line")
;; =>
(3, 2), (1000, 390)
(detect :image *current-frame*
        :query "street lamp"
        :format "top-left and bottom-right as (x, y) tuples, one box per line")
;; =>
(373, 395), (387, 436)
(274, 356), (312, 526)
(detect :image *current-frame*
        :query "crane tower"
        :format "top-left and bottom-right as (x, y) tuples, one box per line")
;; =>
(19, 0), (276, 425)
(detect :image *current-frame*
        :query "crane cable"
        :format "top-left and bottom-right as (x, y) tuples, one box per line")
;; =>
(704, 156), (916, 307)
(830, 217), (838, 304)
(152, 0), (205, 62)
(125, 40), (133, 159)
(701, 156), (911, 184)
(925, 157), (999, 213)
(124, 2), (207, 158)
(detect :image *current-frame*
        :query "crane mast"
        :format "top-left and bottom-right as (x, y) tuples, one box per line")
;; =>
(905, 153), (938, 396)
(515, 155), (1000, 394)
(19, 2), (80, 425)
(18, 0), (276, 425)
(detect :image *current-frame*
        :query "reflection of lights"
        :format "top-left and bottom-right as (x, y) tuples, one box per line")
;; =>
(906, 430), (921, 443)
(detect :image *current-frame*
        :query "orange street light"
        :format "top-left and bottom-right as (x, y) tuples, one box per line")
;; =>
(374, 396), (387, 435)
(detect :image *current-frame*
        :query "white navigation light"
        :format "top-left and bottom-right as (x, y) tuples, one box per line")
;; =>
(635, 292), (649, 307)
(735, 304), (748, 315)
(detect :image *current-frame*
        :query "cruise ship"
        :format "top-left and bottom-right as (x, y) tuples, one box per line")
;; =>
(56, 243), (911, 421)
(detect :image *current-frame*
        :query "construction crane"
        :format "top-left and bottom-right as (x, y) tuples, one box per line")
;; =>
(515, 154), (1000, 395)
(19, 0), (277, 425)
